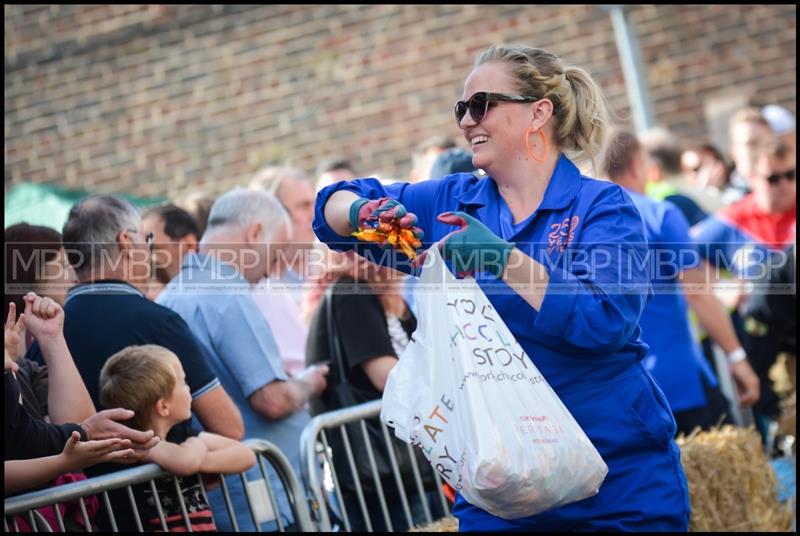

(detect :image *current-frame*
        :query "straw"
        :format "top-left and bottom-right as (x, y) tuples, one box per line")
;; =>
(676, 425), (793, 532)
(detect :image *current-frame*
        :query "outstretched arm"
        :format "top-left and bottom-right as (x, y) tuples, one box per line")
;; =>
(323, 190), (361, 237)
(197, 432), (256, 474)
(144, 436), (207, 477)
(5, 431), (133, 493)
(432, 188), (650, 354)
(430, 210), (550, 308)
(314, 177), (441, 274)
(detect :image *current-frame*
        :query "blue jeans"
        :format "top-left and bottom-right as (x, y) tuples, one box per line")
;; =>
(208, 469), (294, 532)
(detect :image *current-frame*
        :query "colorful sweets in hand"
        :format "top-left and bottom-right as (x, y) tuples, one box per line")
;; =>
(352, 220), (422, 259)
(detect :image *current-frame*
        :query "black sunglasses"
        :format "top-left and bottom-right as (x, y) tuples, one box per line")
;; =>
(454, 92), (540, 126)
(766, 169), (795, 185)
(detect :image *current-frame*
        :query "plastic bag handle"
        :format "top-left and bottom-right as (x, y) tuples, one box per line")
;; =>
(418, 242), (459, 285)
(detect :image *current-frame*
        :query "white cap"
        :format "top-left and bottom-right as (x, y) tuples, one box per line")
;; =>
(762, 104), (796, 135)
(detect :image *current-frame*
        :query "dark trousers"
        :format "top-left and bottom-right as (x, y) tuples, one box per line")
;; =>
(673, 377), (733, 436)
(334, 487), (445, 532)
(744, 332), (791, 420)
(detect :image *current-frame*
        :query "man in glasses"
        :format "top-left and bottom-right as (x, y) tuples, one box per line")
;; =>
(691, 135), (796, 442)
(142, 203), (200, 298)
(23, 195), (245, 522)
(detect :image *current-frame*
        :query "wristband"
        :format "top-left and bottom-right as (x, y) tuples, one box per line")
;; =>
(349, 198), (369, 231)
(76, 423), (90, 442)
(726, 347), (747, 364)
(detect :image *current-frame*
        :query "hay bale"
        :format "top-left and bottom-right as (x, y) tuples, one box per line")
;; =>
(677, 425), (793, 532)
(409, 516), (458, 532)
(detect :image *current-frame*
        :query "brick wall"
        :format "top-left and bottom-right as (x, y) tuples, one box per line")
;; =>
(4, 5), (796, 199)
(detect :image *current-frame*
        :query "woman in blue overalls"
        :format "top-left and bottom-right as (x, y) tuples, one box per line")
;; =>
(313, 45), (690, 531)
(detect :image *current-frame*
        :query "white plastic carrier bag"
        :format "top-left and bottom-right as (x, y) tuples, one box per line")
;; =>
(381, 247), (608, 520)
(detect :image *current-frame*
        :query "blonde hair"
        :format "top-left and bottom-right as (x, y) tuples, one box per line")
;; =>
(476, 45), (611, 174)
(729, 107), (770, 135)
(99, 345), (181, 431)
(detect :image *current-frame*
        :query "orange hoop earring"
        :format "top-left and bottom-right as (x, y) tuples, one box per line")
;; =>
(525, 127), (549, 163)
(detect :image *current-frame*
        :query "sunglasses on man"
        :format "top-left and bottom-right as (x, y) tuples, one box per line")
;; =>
(454, 92), (540, 126)
(766, 169), (795, 185)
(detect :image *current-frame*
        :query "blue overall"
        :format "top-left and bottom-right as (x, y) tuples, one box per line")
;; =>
(626, 190), (719, 414)
(313, 155), (690, 531)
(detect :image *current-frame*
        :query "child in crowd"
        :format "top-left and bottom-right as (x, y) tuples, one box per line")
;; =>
(99, 345), (256, 532)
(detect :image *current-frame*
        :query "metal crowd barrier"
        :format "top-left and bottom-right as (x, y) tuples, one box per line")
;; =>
(4, 438), (314, 532)
(299, 399), (451, 532)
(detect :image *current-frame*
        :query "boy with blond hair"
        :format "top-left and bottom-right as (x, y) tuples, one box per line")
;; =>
(100, 345), (256, 532)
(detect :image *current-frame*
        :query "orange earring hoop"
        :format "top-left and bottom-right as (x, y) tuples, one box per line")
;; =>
(525, 127), (549, 163)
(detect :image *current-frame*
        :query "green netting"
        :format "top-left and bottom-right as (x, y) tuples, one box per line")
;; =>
(4, 183), (166, 231)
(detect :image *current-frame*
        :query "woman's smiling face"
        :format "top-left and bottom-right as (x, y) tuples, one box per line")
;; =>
(459, 62), (533, 175)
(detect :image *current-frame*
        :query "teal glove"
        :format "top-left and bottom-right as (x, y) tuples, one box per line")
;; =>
(348, 197), (419, 231)
(438, 211), (515, 278)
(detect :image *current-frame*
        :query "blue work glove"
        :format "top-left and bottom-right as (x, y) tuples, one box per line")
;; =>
(438, 211), (515, 278)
